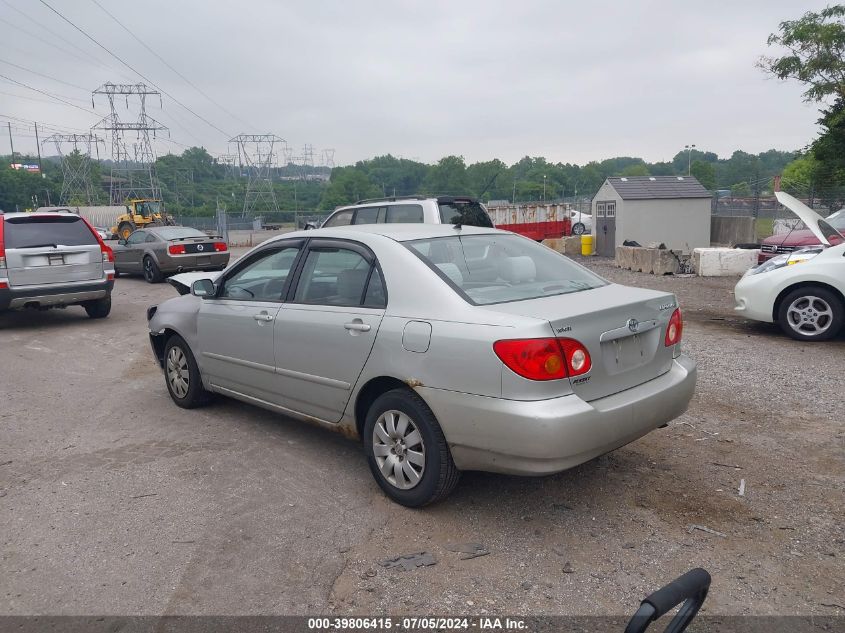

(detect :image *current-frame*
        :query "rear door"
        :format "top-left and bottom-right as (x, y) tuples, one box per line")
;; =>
(4, 215), (103, 287)
(273, 239), (386, 422)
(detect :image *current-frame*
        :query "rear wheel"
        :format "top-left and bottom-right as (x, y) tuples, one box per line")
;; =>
(83, 295), (111, 319)
(777, 286), (843, 341)
(164, 335), (211, 408)
(572, 222), (586, 236)
(143, 256), (163, 283)
(118, 221), (136, 240)
(363, 388), (460, 507)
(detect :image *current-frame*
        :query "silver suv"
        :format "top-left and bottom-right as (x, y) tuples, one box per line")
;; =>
(0, 210), (115, 318)
(315, 196), (494, 229)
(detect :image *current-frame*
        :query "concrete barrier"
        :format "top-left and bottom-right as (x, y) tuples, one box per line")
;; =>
(542, 236), (582, 256)
(711, 216), (756, 247)
(616, 246), (681, 275)
(693, 248), (759, 276)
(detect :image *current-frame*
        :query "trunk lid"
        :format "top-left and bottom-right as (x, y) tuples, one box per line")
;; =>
(489, 284), (679, 401)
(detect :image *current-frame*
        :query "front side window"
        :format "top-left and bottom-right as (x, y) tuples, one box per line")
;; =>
(294, 247), (373, 306)
(386, 204), (424, 223)
(127, 231), (147, 245)
(406, 234), (607, 306)
(323, 210), (353, 227)
(4, 216), (98, 248)
(221, 246), (300, 301)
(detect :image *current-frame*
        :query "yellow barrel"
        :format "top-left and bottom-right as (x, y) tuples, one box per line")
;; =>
(580, 234), (593, 256)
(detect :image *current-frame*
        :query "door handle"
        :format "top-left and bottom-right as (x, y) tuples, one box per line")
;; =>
(344, 322), (371, 332)
(253, 312), (274, 322)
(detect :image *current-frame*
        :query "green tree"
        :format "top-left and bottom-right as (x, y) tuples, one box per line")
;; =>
(423, 155), (468, 195)
(809, 98), (845, 210)
(619, 163), (650, 177)
(760, 5), (845, 101)
(317, 167), (380, 210)
(730, 182), (752, 197)
(781, 154), (818, 194)
(690, 160), (717, 189)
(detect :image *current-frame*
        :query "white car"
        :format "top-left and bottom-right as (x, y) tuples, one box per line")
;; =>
(567, 210), (592, 235)
(734, 192), (845, 341)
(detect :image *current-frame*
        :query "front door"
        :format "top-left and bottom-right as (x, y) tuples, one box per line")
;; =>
(198, 242), (303, 406)
(274, 239), (386, 422)
(114, 229), (148, 272)
(597, 201), (616, 257)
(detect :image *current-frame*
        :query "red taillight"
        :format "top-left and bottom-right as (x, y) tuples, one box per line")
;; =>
(665, 308), (683, 346)
(493, 337), (591, 381)
(213, 242), (227, 252)
(0, 216), (6, 269)
(169, 244), (186, 255)
(79, 216), (113, 262)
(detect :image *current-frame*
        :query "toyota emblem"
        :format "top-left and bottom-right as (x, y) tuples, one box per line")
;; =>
(197, 244), (204, 251)
(627, 318), (639, 333)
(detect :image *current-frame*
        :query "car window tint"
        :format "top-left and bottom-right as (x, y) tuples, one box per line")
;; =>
(222, 246), (300, 301)
(294, 248), (371, 305)
(4, 216), (97, 248)
(127, 231), (147, 245)
(385, 204), (424, 223)
(323, 210), (353, 227)
(145, 233), (159, 242)
(363, 267), (386, 308)
(353, 206), (384, 225)
(437, 201), (494, 227)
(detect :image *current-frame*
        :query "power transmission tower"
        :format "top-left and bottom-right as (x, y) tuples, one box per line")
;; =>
(230, 134), (284, 216)
(92, 82), (167, 204)
(42, 133), (104, 205)
(217, 153), (238, 179)
(300, 144), (314, 180)
(320, 148), (335, 169)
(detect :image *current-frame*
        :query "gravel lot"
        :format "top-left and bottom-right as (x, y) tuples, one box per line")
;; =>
(1, 251), (842, 617)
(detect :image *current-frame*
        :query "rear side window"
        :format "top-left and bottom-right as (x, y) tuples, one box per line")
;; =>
(353, 206), (385, 224)
(438, 201), (493, 228)
(324, 210), (353, 227)
(386, 204), (424, 223)
(4, 216), (97, 248)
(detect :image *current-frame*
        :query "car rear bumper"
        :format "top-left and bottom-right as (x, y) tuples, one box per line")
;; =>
(161, 253), (229, 273)
(0, 278), (113, 311)
(418, 354), (696, 476)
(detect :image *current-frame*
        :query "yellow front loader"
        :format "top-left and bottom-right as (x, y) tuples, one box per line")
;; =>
(111, 199), (175, 239)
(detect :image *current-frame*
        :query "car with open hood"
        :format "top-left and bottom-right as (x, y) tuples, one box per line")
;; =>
(147, 224), (696, 506)
(758, 206), (845, 263)
(735, 192), (845, 341)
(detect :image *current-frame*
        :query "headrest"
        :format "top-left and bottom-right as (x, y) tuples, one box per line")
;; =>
(499, 256), (536, 283)
(435, 263), (464, 285)
(337, 268), (369, 301)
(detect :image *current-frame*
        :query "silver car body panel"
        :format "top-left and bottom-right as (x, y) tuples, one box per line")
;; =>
(148, 224), (696, 475)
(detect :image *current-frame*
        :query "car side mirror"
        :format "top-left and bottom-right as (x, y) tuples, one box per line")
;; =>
(191, 279), (215, 298)
(117, 239), (127, 245)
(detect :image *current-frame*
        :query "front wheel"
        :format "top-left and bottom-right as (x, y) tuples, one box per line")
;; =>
(118, 221), (136, 240)
(143, 256), (163, 283)
(164, 335), (211, 408)
(83, 295), (111, 319)
(364, 388), (460, 507)
(572, 222), (586, 236)
(777, 286), (843, 341)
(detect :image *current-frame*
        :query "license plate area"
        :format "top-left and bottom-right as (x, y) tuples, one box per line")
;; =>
(48, 254), (64, 266)
(601, 329), (659, 375)
(196, 256), (211, 265)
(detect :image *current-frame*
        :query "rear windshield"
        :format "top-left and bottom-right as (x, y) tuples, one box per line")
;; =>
(406, 234), (606, 305)
(153, 227), (207, 240)
(4, 216), (97, 248)
(438, 201), (494, 228)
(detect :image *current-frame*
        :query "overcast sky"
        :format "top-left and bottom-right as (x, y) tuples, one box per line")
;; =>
(0, 0), (829, 166)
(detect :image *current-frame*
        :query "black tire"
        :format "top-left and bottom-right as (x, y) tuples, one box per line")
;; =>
(363, 388), (460, 507)
(143, 256), (164, 283)
(118, 221), (136, 240)
(83, 295), (111, 319)
(572, 222), (586, 236)
(163, 335), (211, 408)
(777, 286), (844, 342)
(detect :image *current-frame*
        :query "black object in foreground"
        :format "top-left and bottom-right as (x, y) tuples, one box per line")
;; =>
(625, 567), (711, 633)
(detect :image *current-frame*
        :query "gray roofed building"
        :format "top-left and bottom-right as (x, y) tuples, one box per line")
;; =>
(606, 176), (711, 200)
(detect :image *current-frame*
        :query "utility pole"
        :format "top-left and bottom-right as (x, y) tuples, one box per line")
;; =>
(34, 122), (45, 179)
(7, 122), (15, 166)
(43, 134), (104, 205)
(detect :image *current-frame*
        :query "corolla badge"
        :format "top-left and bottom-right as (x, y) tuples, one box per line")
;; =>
(627, 318), (639, 333)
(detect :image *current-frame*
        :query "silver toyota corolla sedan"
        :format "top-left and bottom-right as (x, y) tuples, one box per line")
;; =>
(147, 224), (696, 506)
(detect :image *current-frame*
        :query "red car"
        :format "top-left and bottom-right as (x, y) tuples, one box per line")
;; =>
(758, 209), (845, 263)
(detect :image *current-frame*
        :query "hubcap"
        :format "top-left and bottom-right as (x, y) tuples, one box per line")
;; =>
(372, 409), (425, 490)
(786, 295), (833, 336)
(144, 260), (153, 279)
(166, 346), (189, 398)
